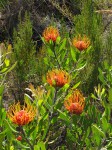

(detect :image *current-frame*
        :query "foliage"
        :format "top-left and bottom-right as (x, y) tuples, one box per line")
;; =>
(13, 12), (37, 83)
(0, 0), (112, 150)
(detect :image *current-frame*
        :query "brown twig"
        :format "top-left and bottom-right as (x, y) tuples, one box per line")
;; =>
(95, 10), (112, 14)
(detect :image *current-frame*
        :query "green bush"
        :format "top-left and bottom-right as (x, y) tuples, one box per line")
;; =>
(13, 12), (37, 99)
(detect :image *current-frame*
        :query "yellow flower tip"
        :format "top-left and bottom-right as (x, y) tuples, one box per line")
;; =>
(64, 89), (85, 115)
(72, 35), (90, 51)
(43, 26), (59, 42)
(47, 69), (70, 88)
(7, 102), (37, 126)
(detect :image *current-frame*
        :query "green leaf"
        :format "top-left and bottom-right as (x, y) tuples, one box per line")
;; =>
(60, 83), (70, 92)
(47, 48), (54, 57)
(0, 129), (8, 135)
(0, 62), (17, 75)
(56, 36), (61, 44)
(92, 124), (105, 138)
(71, 81), (81, 90)
(57, 109), (70, 125)
(10, 146), (14, 150)
(0, 133), (6, 149)
(13, 140), (30, 149)
(24, 93), (33, 105)
(0, 67), (8, 74)
(91, 93), (97, 99)
(75, 60), (87, 71)
(44, 57), (49, 65)
(65, 58), (69, 66)
(37, 112), (49, 134)
(101, 117), (110, 132)
(59, 50), (67, 64)
(42, 124), (49, 140)
(5, 58), (10, 67)
(41, 37), (46, 44)
(106, 142), (112, 149)
(59, 38), (66, 51)
(70, 47), (77, 62)
(98, 68), (106, 85)
(6, 61), (17, 73)
(4, 119), (18, 133)
(108, 88), (112, 104)
(51, 116), (57, 124)
(34, 141), (46, 150)
(0, 85), (4, 103)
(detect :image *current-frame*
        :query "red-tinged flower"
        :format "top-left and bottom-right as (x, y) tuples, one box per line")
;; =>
(43, 26), (59, 42)
(16, 135), (22, 141)
(7, 102), (37, 126)
(47, 69), (70, 87)
(64, 89), (85, 115)
(72, 35), (90, 51)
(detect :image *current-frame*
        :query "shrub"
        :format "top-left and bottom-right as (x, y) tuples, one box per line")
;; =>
(13, 12), (37, 99)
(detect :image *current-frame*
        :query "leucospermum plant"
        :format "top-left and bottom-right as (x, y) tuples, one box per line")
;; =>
(25, 25), (92, 150)
(1, 1), (112, 149)
(1, 26), (100, 149)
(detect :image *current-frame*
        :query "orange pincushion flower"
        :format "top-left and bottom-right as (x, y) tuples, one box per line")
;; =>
(43, 26), (59, 42)
(47, 69), (70, 87)
(64, 89), (85, 115)
(7, 102), (37, 126)
(72, 35), (90, 51)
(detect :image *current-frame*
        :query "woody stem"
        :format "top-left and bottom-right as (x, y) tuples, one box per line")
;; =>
(53, 87), (58, 104)
(20, 127), (34, 150)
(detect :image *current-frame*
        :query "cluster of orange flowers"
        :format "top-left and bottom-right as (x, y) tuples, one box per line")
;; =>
(42, 26), (86, 114)
(47, 69), (70, 87)
(46, 69), (85, 114)
(72, 35), (90, 51)
(64, 89), (85, 115)
(43, 26), (90, 51)
(7, 102), (36, 126)
(43, 26), (59, 42)
(7, 84), (85, 128)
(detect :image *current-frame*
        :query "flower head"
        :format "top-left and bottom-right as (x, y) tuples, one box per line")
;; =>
(64, 89), (85, 115)
(7, 102), (37, 126)
(43, 26), (59, 42)
(28, 83), (46, 100)
(47, 69), (70, 87)
(72, 35), (90, 51)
